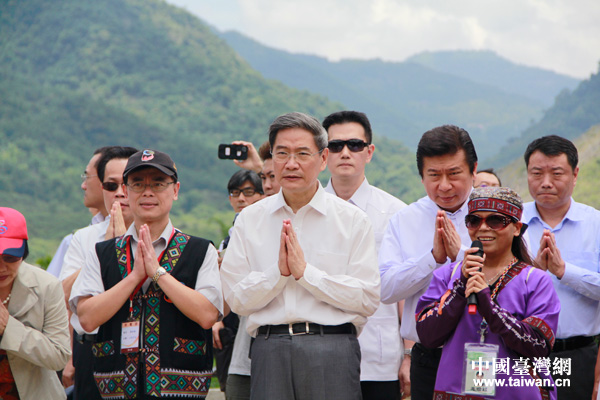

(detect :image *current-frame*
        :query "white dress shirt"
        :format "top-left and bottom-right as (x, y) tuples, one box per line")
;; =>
(59, 219), (110, 334)
(379, 195), (472, 342)
(326, 178), (406, 381)
(523, 200), (600, 338)
(70, 221), (224, 318)
(220, 183), (380, 337)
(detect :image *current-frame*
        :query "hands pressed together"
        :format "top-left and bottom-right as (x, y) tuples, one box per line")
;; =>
(130, 224), (162, 283)
(432, 210), (462, 264)
(278, 219), (306, 280)
(105, 201), (127, 240)
(534, 229), (565, 278)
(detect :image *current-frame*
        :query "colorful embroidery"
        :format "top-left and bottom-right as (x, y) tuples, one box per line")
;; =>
(173, 337), (207, 356)
(523, 316), (556, 347)
(160, 368), (211, 397)
(94, 370), (126, 399)
(494, 261), (527, 295)
(92, 340), (115, 358)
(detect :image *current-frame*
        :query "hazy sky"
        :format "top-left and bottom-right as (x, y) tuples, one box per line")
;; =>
(166, 0), (600, 79)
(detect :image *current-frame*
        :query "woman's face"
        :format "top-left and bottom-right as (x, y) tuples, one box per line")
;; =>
(0, 254), (23, 292)
(466, 211), (521, 257)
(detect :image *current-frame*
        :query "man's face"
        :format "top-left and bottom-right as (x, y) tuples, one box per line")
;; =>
(125, 168), (180, 224)
(102, 158), (133, 224)
(272, 128), (328, 199)
(474, 172), (500, 188)
(527, 151), (577, 213)
(81, 153), (104, 210)
(260, 159), (280, 196)
(421, 149), (475, 212)
(228, 180), (264, 213)
(326, 122), (374, 181)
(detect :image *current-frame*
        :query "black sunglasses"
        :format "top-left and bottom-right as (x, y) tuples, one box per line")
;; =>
(465, 214), (514, 231)
(102, 182), (121, 192)
(327, 139), (369, 153)
(1, 254), (22, 263)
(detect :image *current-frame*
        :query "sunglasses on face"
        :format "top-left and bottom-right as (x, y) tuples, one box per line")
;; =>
(1, 254), (22, 263)
(229, 188), (259, 198)
(102, 182), (122, 192)
(327, 139), (369, 153)
(465, 214), (514, 231)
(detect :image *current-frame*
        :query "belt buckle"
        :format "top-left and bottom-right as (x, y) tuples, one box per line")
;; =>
(289, 322), (310, 335)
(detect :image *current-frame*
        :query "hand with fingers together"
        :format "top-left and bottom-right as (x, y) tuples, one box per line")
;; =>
(278, 222), (291, 277)
(535, 229), (565, 278)
(105, 201), (127, 240)
(139, 224), (161, 279)
(283, 220), (307, 280)
(461, 246), (486, 298)
(440, 212), (462, 262)
(432, 211), (449, 263)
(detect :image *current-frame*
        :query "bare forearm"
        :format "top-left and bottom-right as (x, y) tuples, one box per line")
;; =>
(157, 274), (219, 329)
(78, 274), (143, 332)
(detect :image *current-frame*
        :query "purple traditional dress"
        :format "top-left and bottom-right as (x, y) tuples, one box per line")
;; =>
(416, 259), (560, 400)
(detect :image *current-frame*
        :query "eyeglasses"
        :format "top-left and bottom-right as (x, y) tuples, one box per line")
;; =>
(102, 182), (122, 192)
(1, 254), (22, 264)
(465, 214), (514, 231)
(229, 188), (259, 197)
(127, 181), (175, 193)
(81, 173), (97, 182)
(271, 149), (323, 163)
(327, 139), (369, 153)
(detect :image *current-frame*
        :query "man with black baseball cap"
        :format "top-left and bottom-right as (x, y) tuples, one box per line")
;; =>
(71, 149), (223, 399)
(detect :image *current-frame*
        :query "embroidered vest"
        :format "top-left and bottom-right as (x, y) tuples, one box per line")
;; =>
(92, 231), (213, 399)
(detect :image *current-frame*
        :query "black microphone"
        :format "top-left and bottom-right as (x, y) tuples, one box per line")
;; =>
(467, 240), (484, 315)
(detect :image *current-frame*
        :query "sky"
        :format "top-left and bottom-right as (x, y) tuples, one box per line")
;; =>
(165, 0), (600, 79)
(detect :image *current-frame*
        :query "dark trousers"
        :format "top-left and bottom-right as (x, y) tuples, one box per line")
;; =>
(360, 380), (400, 400)
(550, 340), (598, 400)
(410, 342), (442, 400)
(226, 374), (251, 400)
(250, 332), (361, 400)
(73, 336), (102, 400)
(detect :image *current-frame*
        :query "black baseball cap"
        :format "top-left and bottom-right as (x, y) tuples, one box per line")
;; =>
(123, 149), (178, 182)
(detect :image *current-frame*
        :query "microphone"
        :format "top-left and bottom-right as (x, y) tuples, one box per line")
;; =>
(467, 240), (484, 315)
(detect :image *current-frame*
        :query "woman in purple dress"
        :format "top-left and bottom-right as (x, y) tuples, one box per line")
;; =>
(416, 187), (560, 400)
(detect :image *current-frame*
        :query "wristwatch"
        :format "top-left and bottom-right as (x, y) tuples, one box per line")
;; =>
(152, 267), (167, 283)
(404, 347), (413, 357)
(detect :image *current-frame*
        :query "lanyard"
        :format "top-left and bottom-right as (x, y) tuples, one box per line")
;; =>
(125, 227), (176, 316)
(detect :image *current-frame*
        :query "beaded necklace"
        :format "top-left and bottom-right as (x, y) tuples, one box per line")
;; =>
(478, 257), (518, 343)
(1, 292), (10, 305)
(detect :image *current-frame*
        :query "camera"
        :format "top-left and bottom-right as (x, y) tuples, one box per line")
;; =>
(218, 144), (248, 160)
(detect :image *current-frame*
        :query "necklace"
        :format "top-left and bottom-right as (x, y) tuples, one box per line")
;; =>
(1, 292), (10, 305)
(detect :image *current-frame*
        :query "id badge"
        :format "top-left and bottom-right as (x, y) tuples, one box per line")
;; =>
(121, 320), (140, 354)
(462, 342), (499, 396)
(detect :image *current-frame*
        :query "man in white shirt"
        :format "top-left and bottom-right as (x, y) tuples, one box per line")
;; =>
(523, 135), (600, 400)
(71, 149), (223, 399)
(60, 146), (138, 399)
(379, 125), (478, 400)
(221, 112), (380, 400)
(322, 110), (407, 400)
(47, 147), (111, 278)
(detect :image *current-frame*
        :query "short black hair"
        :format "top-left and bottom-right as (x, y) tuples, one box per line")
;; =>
(477, 168), (502, 186)
(258, 140), (271, 161)
(227, 170), (263, 194)
(416, 125), (478, 177)
(97, 147), (139, 182)
(322, 111), (373, 144)
(524, 135), (578, 171)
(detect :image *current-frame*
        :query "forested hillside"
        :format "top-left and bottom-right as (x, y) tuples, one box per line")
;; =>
(219, 31), (578, 161)
(0, 0), (422, 261)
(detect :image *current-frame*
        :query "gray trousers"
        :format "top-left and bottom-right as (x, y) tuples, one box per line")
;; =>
(250, 332), (362, 400)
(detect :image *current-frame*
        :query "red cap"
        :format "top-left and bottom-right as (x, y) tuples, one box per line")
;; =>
(0, 207), (29, 257)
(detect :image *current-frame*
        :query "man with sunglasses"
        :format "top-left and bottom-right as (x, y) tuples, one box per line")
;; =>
(379, 125), (477, 400)
(322, 111), (407, 400)
(221, 112), (380, 400)
(523, 135), (600, 400)
(71, 149), (223, 399)
(59, 146), (138, 400)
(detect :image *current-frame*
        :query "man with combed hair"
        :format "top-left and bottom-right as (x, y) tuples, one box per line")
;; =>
(61, 146), (138, 399)
(221, 112), (380, 400)
(379, 125), (478, 400)
(523, 135), (600, 400)
(323, 110), (407, 400)
(71, 149), (223, 399)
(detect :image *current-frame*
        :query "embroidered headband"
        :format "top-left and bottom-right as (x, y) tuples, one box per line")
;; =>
(468, 186), (523, 221)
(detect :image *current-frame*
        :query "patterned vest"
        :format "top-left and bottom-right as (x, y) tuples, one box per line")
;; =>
(92, 231), (213, 399)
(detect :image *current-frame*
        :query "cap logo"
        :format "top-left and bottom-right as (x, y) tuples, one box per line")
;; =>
(141, 150), (155, 162)
(0, 220), (7, 234)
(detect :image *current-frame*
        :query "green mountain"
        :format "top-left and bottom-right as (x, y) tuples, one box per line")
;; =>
(407, 50), (579, 107)
(0, 0), (422, 261)
(489, 66), (600, 167)
(218, 31), (577, 161)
